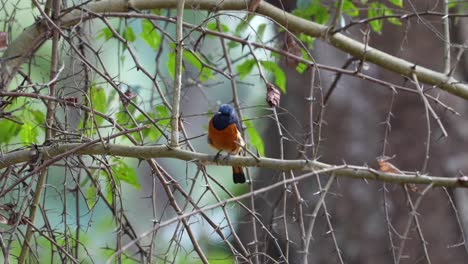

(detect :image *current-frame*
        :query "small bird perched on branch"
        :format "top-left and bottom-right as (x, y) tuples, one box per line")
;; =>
(207, 104), (246, 184)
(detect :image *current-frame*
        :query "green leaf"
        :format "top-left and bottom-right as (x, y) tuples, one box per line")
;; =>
(296, 62), (308, 74)
(368, 3), (385, 33)
(98, 28), (113, 41)
(292, 0), (329, 25)
(0, 119), (20, 143)
(123, 27), (136, 42)
(184, 50), (203, 70)
(86, 186), (98, 208)
(19, 122), (38, 144)
(105, 172), (114, 205)
(298, 33), (315, 49)
(183, 51), (214, 82)
(116, 111), (130, 125)
(260, 61), (286, 93)
(385, 8), (402, 26)
(236, 59), (256, 80)
(387, 17), (402, 26)
(235, 15), (254, 36)
(167, 51), (177, 79)
(132, 112), (158, 142)
(90, 85), (107, 126)
(28, 109), (45, 124)
(207, 22), (229, 32)
(227, 41), (240, 49)
(206, 249), (234, 264)
(342, 0), (359, 17)
(256, 23), (267, 41)
(296, 48), (311, 74)
(151, 9), (162, 15)
(114, 160), (140, 190)
(156, 105), (170, 126)
(388, 0), (403, 7)
(90, 86), (106, 113)
(245, 120), (264, 157)
(141, 20), (161, 50)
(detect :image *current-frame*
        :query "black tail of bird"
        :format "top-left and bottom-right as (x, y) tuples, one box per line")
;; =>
(232, 166), (246, 184)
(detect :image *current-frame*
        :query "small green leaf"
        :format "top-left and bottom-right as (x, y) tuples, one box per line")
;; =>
(98, 28), (113, 41)
(141, 20), (161, 50)
(368, 3), (385, 33)
(19, 122), (38, 144)
(260, 61), (286, 93)
(167, 52), (177, 79)
(256, 23), (267, 41)
(86, 186), (98, 208)
(245, 120), (264, 157)
(123, 27), (136, 42)
(29, 109), (45, 124)
(448, 2), (457, 9)
(388, 0), (403, 7)
(292, 0), (329, 25)
(387, 16), (402, 26)
(295, 48), (311, 74)
(235, 15), (254, 36)
(207, 22), (229, 32)
(185, 53), (201, 71)
(156, 105), (170, 124)
(105, 172), (114, 205)
(227, 41), (240, 49)
(114, 161), (140, 190)
(236, 59), (256, 80)
(342, 0), (359, 17)
(90, 86), (106, 113)
(133, 112), (160, 142)
(296, 62), (308, 74)
(183, 51), (214, 82)
(385, 8), (402, 26)
(206, 249), (234, 264)
(298, 33), (315, 49)
(151, 9), (162, 15)
(90, 85), (107, 126)
(0, 119), (20, 143)
(116, 111), (129, 125)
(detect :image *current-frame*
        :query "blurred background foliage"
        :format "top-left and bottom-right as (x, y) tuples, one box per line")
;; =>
(2, 0), (468, 263)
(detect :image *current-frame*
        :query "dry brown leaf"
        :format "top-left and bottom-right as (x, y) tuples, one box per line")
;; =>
(266, 83), (280, 107)
(0, 32), (7, 51)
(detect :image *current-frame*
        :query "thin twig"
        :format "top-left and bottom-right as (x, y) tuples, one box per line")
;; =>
(443, 0), (451, 74)
(170, 0), (185, 147)
(303, 173), (336, 262)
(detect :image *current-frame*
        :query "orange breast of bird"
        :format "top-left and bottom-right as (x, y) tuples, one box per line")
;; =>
(208, 119), (240, 153)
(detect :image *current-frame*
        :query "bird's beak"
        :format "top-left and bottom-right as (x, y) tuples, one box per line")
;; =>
(217, 111), (221, 114)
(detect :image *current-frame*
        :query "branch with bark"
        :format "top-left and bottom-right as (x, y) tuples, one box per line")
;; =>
(2, 0), (468, 99)
(2, 142), (467, 189)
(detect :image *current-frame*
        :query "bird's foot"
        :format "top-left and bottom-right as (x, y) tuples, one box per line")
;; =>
(213, 151), (223, 163)
(223, 153), (232, 161)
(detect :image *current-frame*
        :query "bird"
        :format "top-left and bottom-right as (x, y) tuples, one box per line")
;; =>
(207, 104), (246, 184)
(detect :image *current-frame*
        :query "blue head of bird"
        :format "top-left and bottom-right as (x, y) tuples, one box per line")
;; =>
(218, 104), (235, 116)
(213, 104), (239, 130)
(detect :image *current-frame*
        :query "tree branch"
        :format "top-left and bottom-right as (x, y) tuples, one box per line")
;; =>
(2, 143), (467, 188)
(2, 0), (468, 99)
(170, 0), (185, 148)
